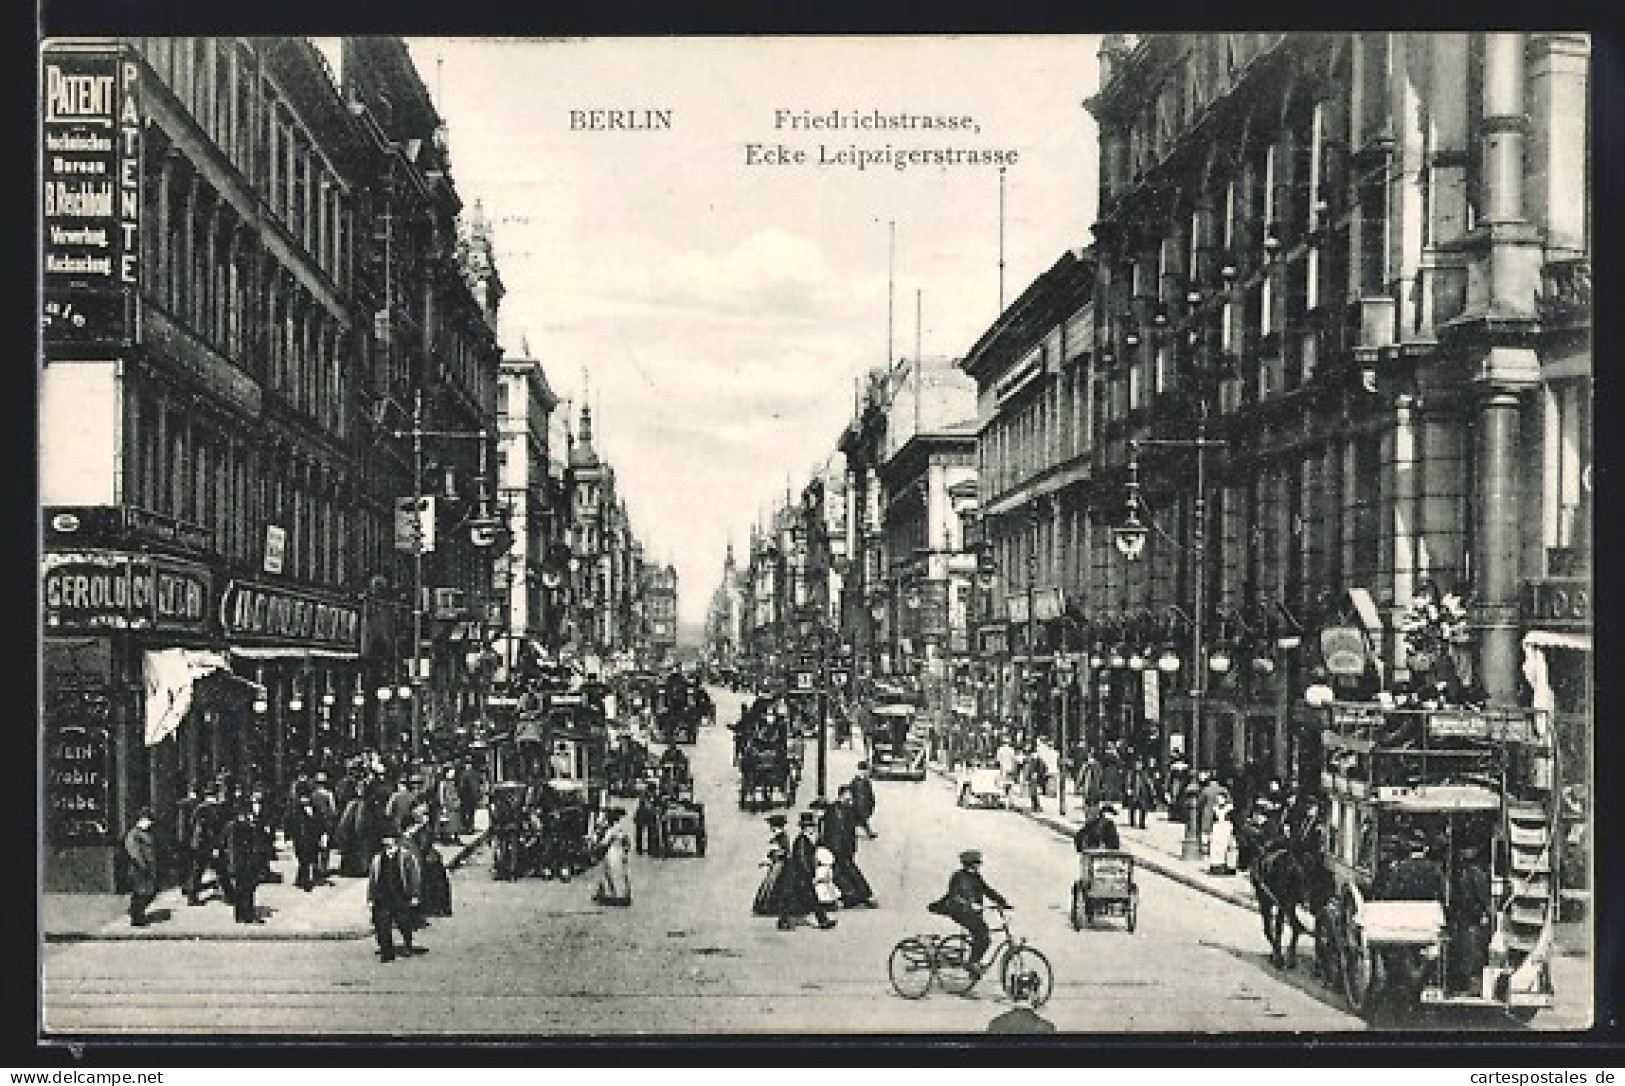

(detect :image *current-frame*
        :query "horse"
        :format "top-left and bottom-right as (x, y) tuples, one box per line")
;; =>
(1249, 804), (1334, 970)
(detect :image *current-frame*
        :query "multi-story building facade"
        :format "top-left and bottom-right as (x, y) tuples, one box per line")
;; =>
(1080, 32), (1590, 787)
(835, 357), (977, 698)
(39, 36), (503, 891)
(959, 249), (1097, 752)
(560, 404), (650, 672)
(494, 350), (565, 678)
(641, 563), (679, 665)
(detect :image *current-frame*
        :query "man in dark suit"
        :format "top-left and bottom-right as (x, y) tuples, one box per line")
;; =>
(223, 797), (265, 923)
(285, 791), (325, 891)
(367, 830), (422, 962)
(185, 784), (229, 906)
(1075, 804), (1122, 852)
(309, 773), (338, 876)
(822, 787), (875, 907)
(849, 763), (877, 839)
(779, 811), (836, 931)
(122, 808), (158, 927)
(935, 850), (1010, 973)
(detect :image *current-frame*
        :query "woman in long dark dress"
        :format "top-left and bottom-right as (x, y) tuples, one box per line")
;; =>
(752, 814), (791, 916)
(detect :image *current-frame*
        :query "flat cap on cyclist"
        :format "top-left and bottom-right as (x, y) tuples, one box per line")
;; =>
(959, 849), (983, 866)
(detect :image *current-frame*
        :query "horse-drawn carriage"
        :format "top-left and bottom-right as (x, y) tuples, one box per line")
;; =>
(645, 759), (707, 858)
(867, 701), (927, 781)
(1300, 702), (1558, 1022)
(654, 672), (705, 745)
(735, 697), (798, 811)
(489, 697), (612, 881)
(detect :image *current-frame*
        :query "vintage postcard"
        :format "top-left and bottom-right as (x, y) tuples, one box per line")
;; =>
(38, 32), (1594, 1040)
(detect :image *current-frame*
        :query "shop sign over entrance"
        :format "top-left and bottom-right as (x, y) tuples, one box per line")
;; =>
(42, 550), (210, 633)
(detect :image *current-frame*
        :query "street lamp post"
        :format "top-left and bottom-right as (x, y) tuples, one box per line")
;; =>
(394, 387), (504, 762)
(1113, 409), (1225, 862)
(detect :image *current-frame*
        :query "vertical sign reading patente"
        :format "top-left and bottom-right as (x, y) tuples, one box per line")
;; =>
(42, 46), (139, 346)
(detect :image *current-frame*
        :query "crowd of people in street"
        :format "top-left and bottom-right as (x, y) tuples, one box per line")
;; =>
(118, 748), (485, 958)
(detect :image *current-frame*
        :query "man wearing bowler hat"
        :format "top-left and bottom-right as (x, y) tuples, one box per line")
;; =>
(779, 811), (836, 931)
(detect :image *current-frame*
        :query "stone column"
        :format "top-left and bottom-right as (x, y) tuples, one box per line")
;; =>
(1527, 33), (1591, 258)
(1389, 33), (1427, 340)
(1475, 390), (1526, 706)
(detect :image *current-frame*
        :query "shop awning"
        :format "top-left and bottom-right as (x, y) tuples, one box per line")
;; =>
(228, 646), (359, 661)
(1522, 629), (1591, 652)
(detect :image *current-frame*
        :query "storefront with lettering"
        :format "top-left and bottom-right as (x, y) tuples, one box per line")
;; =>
(42, 549), (214, 892)
(218, 579), (367, 799)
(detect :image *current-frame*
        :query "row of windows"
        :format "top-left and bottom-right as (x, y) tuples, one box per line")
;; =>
(127, 395), (355, 589)
(135, 38), (353, 287)
(145, 137), (350, 440)
(982, 429), (1395, 620)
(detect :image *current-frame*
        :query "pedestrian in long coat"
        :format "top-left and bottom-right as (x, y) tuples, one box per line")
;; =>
(778, 813), (836, 930)
(456, 761), (481, 832)
(848, 764), (877, 839)
(385, 778), (416, 834)
(309, 774), (338, 876)
(367, 832), (421, 963)
(223, 801), (264, 923)
(186, 788), (230, 905)
(437, 768), (464, 841)
(752, 814), (792, 916)
(123, 809), (158, 927)
(1196, 773), (1226, 853)
(285, 792), (326, 891)
(821, 791), (875, 907)
(1124, 759), (1157, 829)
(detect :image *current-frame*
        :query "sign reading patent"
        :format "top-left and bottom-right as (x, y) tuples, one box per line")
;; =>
(41, 45), (139, 346)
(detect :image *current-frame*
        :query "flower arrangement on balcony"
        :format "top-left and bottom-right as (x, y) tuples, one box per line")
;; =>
(1398, 585), (1469, 674)
(1386, 584), (1486, 711)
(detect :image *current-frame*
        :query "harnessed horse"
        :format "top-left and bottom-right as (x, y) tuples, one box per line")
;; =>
(1249, 802), (1334, 969)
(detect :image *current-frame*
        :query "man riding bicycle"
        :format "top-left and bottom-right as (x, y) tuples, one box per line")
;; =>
(929, 849), (1011, 975)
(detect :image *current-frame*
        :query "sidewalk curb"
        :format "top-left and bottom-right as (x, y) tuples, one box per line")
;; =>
(926, 763), (1257, 914)
(44, 826), (492, 945)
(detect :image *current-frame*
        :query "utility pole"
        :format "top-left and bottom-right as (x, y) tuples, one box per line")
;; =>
(411, 387), (425, 761)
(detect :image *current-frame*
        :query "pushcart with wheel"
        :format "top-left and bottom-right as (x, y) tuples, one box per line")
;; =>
(1071, 849), (1138, 931)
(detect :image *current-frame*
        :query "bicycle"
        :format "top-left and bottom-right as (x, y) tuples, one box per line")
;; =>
(887, 905), (1054, 1007)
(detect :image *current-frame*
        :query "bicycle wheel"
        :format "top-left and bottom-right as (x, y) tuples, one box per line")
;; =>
(1001, 945), (1055, 1009)
(935, 934), (978, 995)
(887, 937), (935, 1000)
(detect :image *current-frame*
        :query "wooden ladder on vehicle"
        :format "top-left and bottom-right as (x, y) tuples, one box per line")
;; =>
(1502, 801), (1556, 969)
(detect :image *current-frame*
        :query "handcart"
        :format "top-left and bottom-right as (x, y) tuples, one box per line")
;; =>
(1071, 849), (1138, 932)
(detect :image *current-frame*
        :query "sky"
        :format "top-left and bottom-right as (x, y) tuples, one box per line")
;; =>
(408, 36), (1103, 629)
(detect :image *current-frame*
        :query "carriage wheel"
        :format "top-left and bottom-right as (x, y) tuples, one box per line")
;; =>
(1001, 945), (1055, 1009)
(1069, 883), (1085, 931)
(1340, 915), (1379, 1019)
(1126, 887), (1139, 933)
(887, 937), (934, 1000)
(935, 935), (977, 995)
(1313, 908), (1341, 989)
